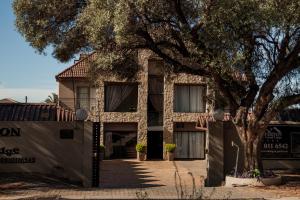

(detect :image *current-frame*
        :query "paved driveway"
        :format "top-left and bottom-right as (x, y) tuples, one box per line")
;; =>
(99, 159), (207, 190)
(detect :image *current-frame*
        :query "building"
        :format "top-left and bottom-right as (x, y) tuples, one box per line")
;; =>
(56, 50), (211, 160)
(0, 103), (74, 121)
(0, 98), (19, 104)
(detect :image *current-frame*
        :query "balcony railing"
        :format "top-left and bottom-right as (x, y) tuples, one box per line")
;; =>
(58, 98), (97, 112)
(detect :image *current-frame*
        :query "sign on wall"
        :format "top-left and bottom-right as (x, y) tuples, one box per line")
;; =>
(0, 127), (36, 164)
(261, 125), (300, 159)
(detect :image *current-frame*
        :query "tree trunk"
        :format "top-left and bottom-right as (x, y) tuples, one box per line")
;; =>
(236, 125), (266, 173)
(243, 139), (263, 172)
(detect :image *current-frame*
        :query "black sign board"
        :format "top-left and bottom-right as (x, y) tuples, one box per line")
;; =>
(60, 129), (74, 139)
(261, 125), (300, 159)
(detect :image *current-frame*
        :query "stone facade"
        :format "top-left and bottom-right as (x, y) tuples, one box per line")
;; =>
(94, 50), (150, 145)
(90, 50), (209, 157)
(58, 50), (210, 159)
(163, 73), (207, 144)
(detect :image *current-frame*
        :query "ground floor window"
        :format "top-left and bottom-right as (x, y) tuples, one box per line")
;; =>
(174, 131), (205, 159)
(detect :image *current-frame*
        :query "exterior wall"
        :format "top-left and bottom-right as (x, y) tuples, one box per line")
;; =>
(163, 73), (208, 148)
(58, 79), (97, 114)
(94, 50), (209, 152)
(96, 50), (150, 145)
(0, 121), (93, 186)
(58, 50), (209, 158)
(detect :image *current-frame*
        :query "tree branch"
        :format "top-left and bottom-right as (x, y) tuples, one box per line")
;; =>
(254, 35), (300, 119)
(263, 94), (300, 124)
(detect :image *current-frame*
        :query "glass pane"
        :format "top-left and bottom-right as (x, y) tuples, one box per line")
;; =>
(174, 85), (205, 112)
(174, 85), (190, 112)
(77, 87), (90, 110)
(190, 86), (204, 112)
(105, 84), (138, 112)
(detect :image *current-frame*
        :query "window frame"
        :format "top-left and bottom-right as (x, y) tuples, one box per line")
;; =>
(104, 82), (138, 112)
(173, 84), (207, 113)
(76, 86), (90, 110)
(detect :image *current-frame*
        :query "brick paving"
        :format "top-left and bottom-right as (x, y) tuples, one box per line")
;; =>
(0, 160), (300, 199)
(99, 159), (206, 190)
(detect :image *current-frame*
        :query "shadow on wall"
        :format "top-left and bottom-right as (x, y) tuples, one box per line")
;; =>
(99, 160), (165, 189)
(223, 121), (245, 175)
(0, 121), (86, 183)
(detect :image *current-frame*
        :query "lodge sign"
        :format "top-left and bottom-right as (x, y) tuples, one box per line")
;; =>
(262, 125), (300, 159)
(0, 128), (21, 137)
(0, 147), (35, 164)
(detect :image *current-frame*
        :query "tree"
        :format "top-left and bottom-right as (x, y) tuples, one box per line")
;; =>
(14, 0), (300, 172)
(45, 93), (58, 104)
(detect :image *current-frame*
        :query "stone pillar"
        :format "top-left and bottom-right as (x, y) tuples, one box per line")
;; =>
(206, 121), (224, 186)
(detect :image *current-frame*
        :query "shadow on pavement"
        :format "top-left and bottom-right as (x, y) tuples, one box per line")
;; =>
(99, 159), (165, 188)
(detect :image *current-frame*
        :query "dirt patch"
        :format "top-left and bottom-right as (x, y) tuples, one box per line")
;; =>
(0, 173), (80, 192)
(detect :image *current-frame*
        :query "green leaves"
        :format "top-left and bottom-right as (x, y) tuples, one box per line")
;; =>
(13, 0), (300, 112)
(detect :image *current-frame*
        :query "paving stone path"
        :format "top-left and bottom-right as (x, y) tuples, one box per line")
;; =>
(0, 160), (300, 199)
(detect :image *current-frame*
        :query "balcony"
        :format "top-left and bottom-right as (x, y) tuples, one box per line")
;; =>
(58, 98), (97, 113)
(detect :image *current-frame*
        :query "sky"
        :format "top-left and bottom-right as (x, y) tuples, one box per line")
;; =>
(0, 0), (73, 103)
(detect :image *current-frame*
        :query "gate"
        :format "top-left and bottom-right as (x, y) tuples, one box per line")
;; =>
(92, 122), (100, 187)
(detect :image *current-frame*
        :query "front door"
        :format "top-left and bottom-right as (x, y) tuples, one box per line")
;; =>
(147, 131), (163, 159)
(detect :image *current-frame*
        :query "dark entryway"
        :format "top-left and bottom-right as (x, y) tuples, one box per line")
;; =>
(105, 131), (137, 159)
(147, 131), (163, 159)
(104, 123), (137, 159)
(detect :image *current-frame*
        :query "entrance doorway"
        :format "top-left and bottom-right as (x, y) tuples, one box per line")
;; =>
(105, 131), (137, 159)
(104, 123), (137, 159)
(147, 131), (163, 159)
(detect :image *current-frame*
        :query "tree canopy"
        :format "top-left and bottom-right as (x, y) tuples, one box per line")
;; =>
(14, 0), (300, 171)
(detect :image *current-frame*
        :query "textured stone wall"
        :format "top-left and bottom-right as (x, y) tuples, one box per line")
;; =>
(95, 50), (152, 145)
(93, 50), (209, 159)
(163, 73), (208, 145)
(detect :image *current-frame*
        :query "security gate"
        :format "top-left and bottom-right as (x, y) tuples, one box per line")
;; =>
(92, 122), (100, 187)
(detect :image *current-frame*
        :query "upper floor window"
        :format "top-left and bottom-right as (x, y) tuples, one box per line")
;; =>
(77, 87), (90, 110)
(174, 85), (206, 113)
(105, 83), (138, 112)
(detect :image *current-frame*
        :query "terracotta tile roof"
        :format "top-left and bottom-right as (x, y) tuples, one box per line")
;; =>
(56, 53), (96, 80)
(0, 98), (19, 104)
(0, 103), (74, 121)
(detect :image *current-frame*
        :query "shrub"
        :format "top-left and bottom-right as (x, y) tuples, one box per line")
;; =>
(165, 143), (176, 153)
(99, 144), (105, 152)
(136, 143), (146, 153)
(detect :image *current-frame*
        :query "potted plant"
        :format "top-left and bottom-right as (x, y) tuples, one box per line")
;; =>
(136, 143), (146, 161)
(165, 143), (176, 161)
(99, 144), (105, 161)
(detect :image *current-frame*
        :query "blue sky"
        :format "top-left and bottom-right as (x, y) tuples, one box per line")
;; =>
(0, 0), (73, 102)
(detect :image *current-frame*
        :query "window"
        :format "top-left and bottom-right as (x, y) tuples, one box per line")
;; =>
(77, 87), (90, 110)
(104, 83), (138, 112)
(174, 85), (206, 112)
(148, 76), (164, 126)
(174, 131), (205, 159)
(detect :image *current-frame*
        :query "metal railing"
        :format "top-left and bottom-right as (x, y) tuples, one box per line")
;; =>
(58, 98), (97, 112)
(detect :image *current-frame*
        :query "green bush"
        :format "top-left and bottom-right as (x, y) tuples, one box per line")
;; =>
(136, 143), (146, 153)
(165, 143), (176, 153)
(99, 144), (105, 152)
